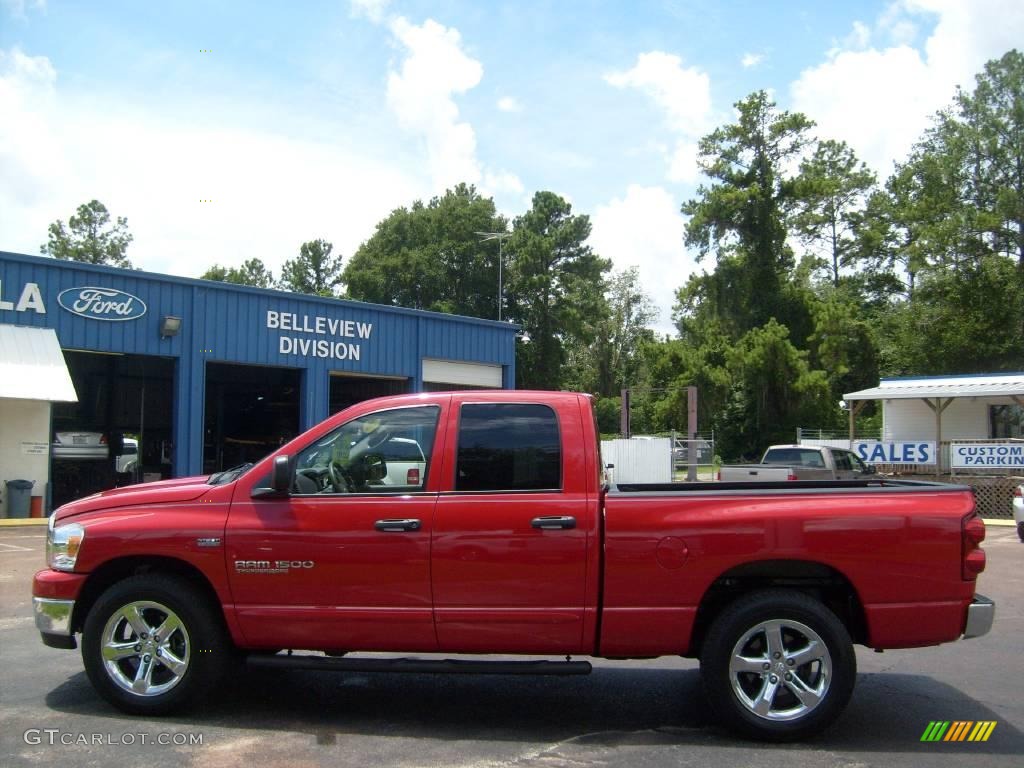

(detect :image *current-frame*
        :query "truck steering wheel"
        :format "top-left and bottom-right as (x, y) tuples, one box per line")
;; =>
(328, 459), (353, 493)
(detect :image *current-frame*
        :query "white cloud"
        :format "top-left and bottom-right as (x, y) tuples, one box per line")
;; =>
(605, 52), (712, 186)
(590, 184), (695, 336)
(0, 49), (64, 208)
(349, 0), (389, 24)
(838, 20), (873, 51)
(0, 47), (423, 280)
(877, 3), (918, 45)
(386, 17), (484, 191)
(792, 0), (1024, 178)
(496, 95), (522, 113)
(667, 141), (700, 185)
(2, 0), (46, 19)
(741, 52), (764, 69)
(605, 52), (711, 136)
(481, 169), (524, 199)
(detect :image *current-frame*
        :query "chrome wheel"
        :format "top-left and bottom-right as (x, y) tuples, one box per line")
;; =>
(728, 618), (831, 722)
(101, 600), (190, 697)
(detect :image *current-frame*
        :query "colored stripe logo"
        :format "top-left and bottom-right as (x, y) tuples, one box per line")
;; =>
(921, 721), (997, 742)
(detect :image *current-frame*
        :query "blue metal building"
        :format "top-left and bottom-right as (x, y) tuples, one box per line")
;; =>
(0, 251), (516, 511)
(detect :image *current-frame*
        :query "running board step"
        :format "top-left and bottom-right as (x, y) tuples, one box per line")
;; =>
(247, 654), (592, 676)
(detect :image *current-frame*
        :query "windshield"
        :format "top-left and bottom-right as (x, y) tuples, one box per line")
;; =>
(208, 462), (254, 485)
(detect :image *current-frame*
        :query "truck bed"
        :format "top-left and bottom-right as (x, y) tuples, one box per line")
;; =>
(612, 478), (962, 493)
(599, 477), (977, 657)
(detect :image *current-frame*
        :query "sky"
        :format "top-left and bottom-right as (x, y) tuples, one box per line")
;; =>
(1, 0), (1022, 335)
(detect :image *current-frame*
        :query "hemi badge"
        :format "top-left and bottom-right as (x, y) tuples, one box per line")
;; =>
(196, 537), (222, 548)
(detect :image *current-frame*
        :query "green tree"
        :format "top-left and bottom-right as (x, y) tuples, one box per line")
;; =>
(41, 199), (133, 268)
(880, 258), (1024, 375)
(954, 49), (1024, 265)
(862, 49), (1024, 371)
(681, 90), (815, 334)
(344, 184), (507, 317)
(633, 332), (732, 436)
(854, 184), (927, 299)
(280, 239), (345, 297)
(595, 267), (657, 396)
(201, 258), (274, 288)
(724, 320), (833, 456)
(505, 191), (611, 389)
(806, 293), (878, 417)
(792, 140), (877, 286)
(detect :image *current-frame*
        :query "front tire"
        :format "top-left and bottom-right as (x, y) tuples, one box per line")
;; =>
(699, 589), (856, 741)
(82, 574), (232, 715)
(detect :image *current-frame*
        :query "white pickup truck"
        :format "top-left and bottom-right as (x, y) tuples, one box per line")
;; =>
(718, 444), (876, 482)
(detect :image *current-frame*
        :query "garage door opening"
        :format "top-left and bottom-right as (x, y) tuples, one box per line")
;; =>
(329, 373), (409, 415)
(421, 358), (503, 392)
(51, 351), (175, 509)
(204, 363), (301, 473)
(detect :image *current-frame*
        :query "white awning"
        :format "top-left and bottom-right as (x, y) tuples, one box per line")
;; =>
(422, 358), (503, 388)
(845, 373), (1024, 401)
(0, 325), (78, 402)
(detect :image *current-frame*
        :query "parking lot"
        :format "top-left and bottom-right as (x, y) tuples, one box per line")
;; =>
(1, 524), (1021, 768)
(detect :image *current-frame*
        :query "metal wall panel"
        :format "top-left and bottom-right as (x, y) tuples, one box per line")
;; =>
(601, 438), (673, 484)
(1, 251), (517, 476)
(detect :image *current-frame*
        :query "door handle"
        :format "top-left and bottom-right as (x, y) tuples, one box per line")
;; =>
(374, 518), (422, 532)
(531, 515), (576, 530)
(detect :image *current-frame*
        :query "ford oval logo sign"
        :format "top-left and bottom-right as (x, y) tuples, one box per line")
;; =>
(57, 287), (147, 321)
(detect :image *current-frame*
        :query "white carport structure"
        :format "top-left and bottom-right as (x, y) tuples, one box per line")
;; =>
(0, 325), (77, 517)
(843, 373), (1024, 475)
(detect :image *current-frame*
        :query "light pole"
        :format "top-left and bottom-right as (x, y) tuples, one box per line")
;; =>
(477, 231), (510, 321)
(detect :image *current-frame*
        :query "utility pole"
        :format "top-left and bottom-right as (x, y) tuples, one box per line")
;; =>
(476, 231), (511, 321)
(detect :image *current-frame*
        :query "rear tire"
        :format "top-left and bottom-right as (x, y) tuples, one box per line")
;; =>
(1017, 522), (1024, 542)
(82, 574), (232, 715)
(699, 589), (856, 741)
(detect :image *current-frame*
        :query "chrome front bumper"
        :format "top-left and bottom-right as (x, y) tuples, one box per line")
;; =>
(963, 594), (995, 639)
(33, 597), (74, 635)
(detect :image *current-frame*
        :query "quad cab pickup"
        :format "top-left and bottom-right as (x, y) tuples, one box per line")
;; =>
(33, 391), (994, 741)
(718, 444), (875, 482)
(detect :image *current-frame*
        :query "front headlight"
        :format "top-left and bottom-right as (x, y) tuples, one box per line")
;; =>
(47, 522), (85, 572)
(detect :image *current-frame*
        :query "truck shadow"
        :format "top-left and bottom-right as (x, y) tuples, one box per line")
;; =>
(45, 666), (1022, 754)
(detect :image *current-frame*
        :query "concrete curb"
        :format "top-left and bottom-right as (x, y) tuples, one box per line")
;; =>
(983, 519), (1016, 527)
(0, 518), (49, 527)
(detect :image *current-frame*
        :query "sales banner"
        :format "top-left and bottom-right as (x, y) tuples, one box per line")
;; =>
(950, 442), (1024, 469)
(854, 441), (936, 465)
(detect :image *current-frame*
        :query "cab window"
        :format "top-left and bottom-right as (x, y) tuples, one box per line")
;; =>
(455, 403), (561, 492)
(293, 405), (438, 494)
(832, 450), (853, 471)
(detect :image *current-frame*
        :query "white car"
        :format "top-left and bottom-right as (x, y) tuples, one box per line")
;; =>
(1013, 485), (1024, 541)
(116, 438), (139, 473)
(373, 436), (427, 487)
(52, 431), (109, 460)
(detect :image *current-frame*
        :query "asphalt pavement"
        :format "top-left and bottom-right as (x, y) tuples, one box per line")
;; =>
(1, 524), (1021, 768)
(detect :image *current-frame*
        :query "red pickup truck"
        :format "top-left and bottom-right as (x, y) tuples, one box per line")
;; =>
(33, 390), (994, 740)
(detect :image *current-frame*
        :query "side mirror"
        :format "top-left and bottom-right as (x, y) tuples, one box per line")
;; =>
(863, 464), (877, 475)
(272, 455), (292, 492)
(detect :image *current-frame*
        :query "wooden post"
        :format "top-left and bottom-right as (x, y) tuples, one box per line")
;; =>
(687, 385), (698, 482)
(847, 400), (865, 448)
(923, 397), (954, 477)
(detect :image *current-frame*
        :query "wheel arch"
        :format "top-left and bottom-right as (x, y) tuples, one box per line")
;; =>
(689, 559), (867, 657)
(72, 556), (226, 636)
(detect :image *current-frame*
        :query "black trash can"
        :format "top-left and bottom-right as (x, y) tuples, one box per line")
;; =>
(5, 479), (35, 519)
